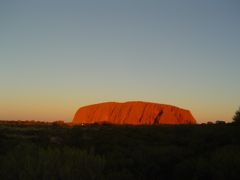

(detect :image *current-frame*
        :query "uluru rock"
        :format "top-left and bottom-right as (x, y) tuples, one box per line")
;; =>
(72, 101), (196, 125)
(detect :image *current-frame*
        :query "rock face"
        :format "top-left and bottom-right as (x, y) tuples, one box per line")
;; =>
(72, 101), (196, 125)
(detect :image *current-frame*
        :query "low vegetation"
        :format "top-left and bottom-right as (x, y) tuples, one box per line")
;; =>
(0, 122), (239, 180)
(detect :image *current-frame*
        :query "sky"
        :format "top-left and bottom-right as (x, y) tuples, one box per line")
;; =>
(0, 0), (240, 123)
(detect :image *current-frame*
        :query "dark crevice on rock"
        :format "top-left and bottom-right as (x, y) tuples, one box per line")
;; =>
(153, 110), (163, 125)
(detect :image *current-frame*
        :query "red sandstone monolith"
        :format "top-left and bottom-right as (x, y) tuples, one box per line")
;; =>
(72, 101), (196, 125)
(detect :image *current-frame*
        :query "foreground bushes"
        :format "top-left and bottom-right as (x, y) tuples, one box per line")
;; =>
(0, 124), (240, 179)
(0, 144), (105, 180)
(174, 145), (240, 180)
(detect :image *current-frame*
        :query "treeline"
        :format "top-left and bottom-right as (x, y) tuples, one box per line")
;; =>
(0, 120), (69, 127)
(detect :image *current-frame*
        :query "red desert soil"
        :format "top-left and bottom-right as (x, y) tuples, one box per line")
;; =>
(72, 101), (196, 125)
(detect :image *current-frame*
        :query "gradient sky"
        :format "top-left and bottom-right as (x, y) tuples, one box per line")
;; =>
(1, 0), (240, 123)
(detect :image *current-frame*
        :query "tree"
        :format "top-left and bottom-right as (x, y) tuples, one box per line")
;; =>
(233, 107), (240, 124)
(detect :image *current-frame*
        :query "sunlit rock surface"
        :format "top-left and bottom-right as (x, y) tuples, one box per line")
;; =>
(72, 101), (196, 125)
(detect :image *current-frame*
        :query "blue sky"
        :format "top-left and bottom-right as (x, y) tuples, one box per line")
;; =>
(0, 0), (240, 122)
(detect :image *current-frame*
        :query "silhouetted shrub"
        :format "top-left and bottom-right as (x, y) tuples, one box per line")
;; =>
(233, 107), (240, 124)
